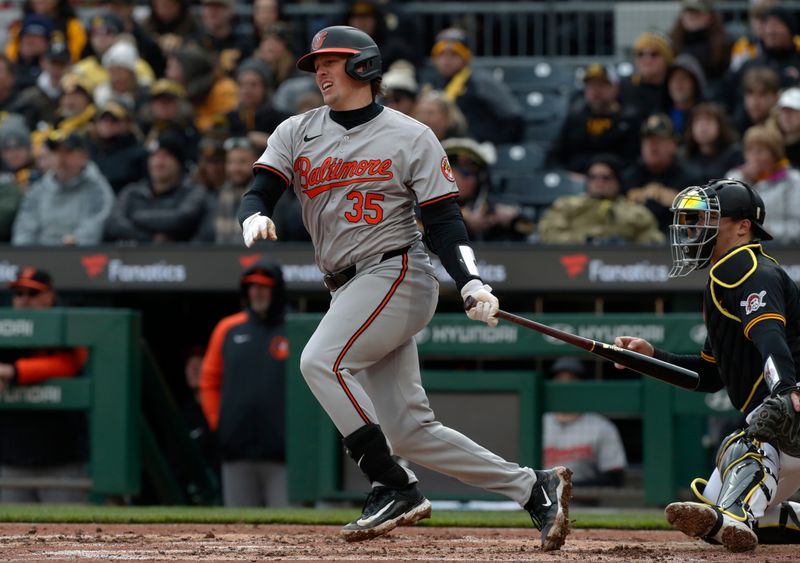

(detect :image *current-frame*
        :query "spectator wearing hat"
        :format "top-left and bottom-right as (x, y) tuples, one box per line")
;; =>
(623, 114), (703, 233)
(190, 0), (253, 76)
(666, 54), (707, 137)
(548, 63), (639, 174)
(105, 131), (209, 243)
(542, 357), (628, 489)
(538, 154), (664, 245)
(727, 7), (800, 111)
(729, 0), (780, 73)
(226, 58), (289, 143)
(381, 61), (418, 116)
(166, 46), (239, 133)
(13, 43), (72, 130)
(98, 0), (166, 77)
(0, 128), (41, 191)
(73, 13), (155, 95)
(442, 137), (533, 242)
(140, 79), (200, 162)
(724, 124), (800, 243)
(683, 102), (743, 180)
(731, 66), (780, 135)
(10, 14), (55, 91)
(92, 39), (150, 111)
(12, 131), (113, 246)
(143, 0), (200, 56)
(669, 0), (730, 85)
(426, 27), (523, 144)
(199, 257), (289, 507)
(344, 0), (421, 71)
(90, 100), (147, 193)
(0, 267), (90, 503)
(619, 31), (673, 121)
(7, 0), (87, 64)
(773, 87), (800, 168)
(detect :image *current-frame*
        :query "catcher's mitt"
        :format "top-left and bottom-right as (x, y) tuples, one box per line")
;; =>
(746, 393), (800, 457)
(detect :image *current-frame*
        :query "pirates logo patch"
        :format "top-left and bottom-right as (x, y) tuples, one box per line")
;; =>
(740, 290), (767, 315)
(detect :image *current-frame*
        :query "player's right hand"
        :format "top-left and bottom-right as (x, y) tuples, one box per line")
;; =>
(461, 279), (499, 327)
(242, 212), (277, 247)
(613, 336), (654, 369)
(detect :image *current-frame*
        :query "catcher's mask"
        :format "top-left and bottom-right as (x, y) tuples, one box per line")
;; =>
(669, 178), (772, 278)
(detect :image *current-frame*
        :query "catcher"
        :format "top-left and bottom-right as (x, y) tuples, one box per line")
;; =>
(614, 178), (800, 552)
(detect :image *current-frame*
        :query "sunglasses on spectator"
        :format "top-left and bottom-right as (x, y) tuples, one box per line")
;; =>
(588, 173), (615, 181)
(223, 137), (254, 151)
(455, 165), (480, 177)
(636, 50), (661, 59)
(12, 288), (42, 298)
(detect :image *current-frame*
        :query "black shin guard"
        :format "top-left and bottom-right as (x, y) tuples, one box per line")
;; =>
(343, 424), (409, 488)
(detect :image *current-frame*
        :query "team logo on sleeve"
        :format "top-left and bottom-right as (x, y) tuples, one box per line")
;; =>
(441, 156), (455, 182)
(741, 290), (767, 314)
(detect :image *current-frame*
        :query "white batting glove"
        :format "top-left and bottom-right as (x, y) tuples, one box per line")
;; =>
(461, 279), (499, 327)
(242, 212), (277, 247)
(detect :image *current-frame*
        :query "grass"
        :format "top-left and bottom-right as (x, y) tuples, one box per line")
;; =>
(0, 505), (671, 530)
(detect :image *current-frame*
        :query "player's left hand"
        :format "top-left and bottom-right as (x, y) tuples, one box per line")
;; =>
(461, 279), (499, 327)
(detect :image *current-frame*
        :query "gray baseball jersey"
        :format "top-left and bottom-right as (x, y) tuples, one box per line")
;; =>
(255, 106), (458, 273)
(257, 104), (537, 506)
(543, 413), (627, 483)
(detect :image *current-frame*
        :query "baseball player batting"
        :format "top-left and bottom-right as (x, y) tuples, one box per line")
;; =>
(237, 26), (572, 550)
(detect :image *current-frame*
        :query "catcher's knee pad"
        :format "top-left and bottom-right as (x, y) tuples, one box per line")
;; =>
(715, 430), (774, 522)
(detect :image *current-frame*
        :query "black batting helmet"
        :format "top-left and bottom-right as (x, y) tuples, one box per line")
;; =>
(296, 25), (382, 82)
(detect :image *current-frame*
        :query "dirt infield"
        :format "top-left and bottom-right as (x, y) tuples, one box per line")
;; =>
(0, 523), (798, 561)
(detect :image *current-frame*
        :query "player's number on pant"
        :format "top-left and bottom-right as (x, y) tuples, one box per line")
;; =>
(344, 192), (384, 224)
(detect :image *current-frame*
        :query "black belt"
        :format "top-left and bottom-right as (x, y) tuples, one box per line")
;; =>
(323, 245), (412, 292)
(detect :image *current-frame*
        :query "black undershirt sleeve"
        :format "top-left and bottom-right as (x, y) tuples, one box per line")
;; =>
(419, 197), (481, 291)
(237, 168), (287, 227)
(653, 349), (722, 392)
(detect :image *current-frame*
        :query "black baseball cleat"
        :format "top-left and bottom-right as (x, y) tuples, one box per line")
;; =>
(341, 482), (432, 542)
(525, 466), (573, 551)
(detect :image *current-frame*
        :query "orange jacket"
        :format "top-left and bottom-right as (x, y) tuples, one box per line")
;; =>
(15, 347), (88, 385)
(199, 312), (247, 431)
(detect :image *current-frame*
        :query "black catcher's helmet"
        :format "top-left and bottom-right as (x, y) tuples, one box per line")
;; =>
(669, 178), (773, 277)
(296, 25), (382, 82)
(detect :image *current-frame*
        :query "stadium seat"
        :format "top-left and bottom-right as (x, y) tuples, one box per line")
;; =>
(493, 142), (546, 176)
(494, 170), (585, 219)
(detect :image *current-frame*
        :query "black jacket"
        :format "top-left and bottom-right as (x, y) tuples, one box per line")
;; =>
(105, 176), (209, 243)
(91, 133), (149, 193)
(200, 259), (287, 461)
(657, 243), (800, 414)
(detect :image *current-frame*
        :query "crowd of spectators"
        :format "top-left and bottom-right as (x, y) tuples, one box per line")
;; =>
(1, 0), (800, 247)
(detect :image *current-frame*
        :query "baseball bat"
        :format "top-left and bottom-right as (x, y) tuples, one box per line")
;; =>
(463, 297), (699, 390)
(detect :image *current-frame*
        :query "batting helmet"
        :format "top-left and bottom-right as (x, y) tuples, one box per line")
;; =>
(296, 25), (382, 82)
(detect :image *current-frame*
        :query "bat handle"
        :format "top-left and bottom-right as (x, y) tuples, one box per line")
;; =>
(463, 295), (477, 311)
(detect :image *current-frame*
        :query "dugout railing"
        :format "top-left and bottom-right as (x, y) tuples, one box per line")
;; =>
(286, 312), (739, 506)
(0, 308), (219, 504)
